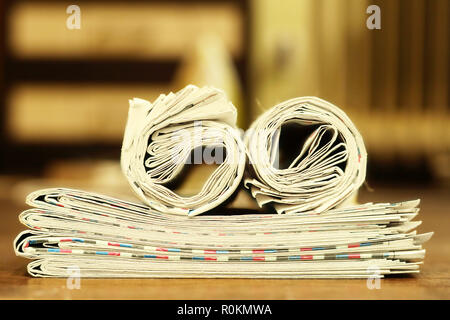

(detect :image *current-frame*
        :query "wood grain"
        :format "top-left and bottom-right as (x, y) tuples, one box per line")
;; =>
(0, 186), (449, 300)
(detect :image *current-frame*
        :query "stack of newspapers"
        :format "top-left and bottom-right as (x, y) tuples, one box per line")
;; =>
(14, 85), (432, 278)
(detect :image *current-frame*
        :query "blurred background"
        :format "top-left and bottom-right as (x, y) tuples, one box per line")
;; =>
(0, 0), (449, 202)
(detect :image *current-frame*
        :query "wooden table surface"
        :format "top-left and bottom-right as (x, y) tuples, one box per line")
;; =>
(0, 186), (449, 300)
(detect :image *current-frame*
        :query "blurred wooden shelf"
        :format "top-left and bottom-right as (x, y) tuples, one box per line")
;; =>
(8, 1), (243, 59)
(0, 0), (250, 174)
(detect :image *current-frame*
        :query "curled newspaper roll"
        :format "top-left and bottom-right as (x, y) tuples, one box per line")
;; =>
(244, 97), (367, 214)
(121, 85), (246, 216)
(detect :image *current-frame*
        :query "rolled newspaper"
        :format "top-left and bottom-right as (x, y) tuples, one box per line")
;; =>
(244, 97), (367, 214)
(121, 85), (246, 216)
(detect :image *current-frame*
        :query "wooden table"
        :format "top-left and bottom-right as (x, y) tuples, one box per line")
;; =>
(1, 186), (449, 299)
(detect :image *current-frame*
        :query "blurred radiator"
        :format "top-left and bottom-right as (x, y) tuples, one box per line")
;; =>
(250, 0), (449, 167)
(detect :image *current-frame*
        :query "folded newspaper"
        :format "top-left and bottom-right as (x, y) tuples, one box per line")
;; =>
(13, 85), (432, 278)
(244, 96), (367, 214)
(121, 85), (245, 216)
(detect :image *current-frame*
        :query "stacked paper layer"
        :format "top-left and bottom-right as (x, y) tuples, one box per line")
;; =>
(14, 188), (432, 278)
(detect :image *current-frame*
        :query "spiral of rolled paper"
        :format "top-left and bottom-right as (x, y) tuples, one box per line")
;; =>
(121, 85), (246, 216)
(244, 97), (367, 214)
